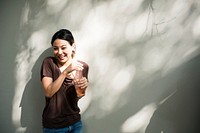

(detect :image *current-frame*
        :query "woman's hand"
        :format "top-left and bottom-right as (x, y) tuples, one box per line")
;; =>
(63, 60), (83, 78)
(74, 77), (89, 98)
(75, 77), (88, 89)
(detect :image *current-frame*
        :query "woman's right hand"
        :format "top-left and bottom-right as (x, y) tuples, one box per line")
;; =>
(64, 60), (83, 78)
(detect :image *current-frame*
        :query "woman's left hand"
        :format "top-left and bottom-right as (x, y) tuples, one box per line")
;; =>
(73, 77), (88, 98)
(76, 77), (88, 90)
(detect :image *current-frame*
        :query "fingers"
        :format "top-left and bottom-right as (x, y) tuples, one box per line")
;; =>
(65, 61), (83, 74)
(73, 61), (83, 71)
(75, 77), (88, 89)
(72, 60), (83, 71)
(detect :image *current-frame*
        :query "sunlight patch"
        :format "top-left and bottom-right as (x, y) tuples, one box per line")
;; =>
(121, 103), (157, 133)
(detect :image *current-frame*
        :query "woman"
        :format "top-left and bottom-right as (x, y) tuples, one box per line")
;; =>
(40, 29), (89, 133)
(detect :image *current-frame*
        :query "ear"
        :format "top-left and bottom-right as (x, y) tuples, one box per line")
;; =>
(72, 43), (76, 52)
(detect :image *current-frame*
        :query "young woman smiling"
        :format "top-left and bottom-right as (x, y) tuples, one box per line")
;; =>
(40, 29), (89, 133)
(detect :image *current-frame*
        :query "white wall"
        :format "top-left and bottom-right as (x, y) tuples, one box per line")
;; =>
(1, 0), (200, 133)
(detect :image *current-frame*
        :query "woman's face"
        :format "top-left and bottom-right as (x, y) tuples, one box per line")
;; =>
(52, 39), (73, 66)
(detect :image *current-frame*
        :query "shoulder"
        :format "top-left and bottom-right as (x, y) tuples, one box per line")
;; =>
(43, 56), (56, 64)
(78, 60), (89, 78)
(43, 56), (54, 61)
(41, 56), (57, 69)
(78, 60), (89, 69)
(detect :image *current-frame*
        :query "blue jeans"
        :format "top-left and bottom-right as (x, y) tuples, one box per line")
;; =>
(43, 121), (83, 133)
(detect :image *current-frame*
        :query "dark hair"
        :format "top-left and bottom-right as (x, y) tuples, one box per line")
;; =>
(51, 29), (75, 46)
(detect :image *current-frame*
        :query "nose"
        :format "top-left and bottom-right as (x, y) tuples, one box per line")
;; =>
(58, 48), (62, 54)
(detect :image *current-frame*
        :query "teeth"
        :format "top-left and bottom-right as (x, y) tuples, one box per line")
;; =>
(59, 54), (67, 60)
(59, 55), (65, 58)
(58, 56), (64, 59)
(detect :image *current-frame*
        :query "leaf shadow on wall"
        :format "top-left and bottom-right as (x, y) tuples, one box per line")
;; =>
(145, 54), (200, 133)
(20, 48), (52, 133)
(81, 53), (200, 133)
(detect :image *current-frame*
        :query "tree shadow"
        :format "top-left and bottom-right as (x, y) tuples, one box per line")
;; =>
(145, 54), (200, 133)
(81, 54), (200, 133)
(20, 48), (52, 133)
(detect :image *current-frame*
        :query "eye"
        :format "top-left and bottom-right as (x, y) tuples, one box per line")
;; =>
(53, 47), (58, 51)
(61, 46), (67, 50)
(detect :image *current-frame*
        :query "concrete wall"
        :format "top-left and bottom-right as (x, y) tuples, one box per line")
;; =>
(0, 0), (200, 133)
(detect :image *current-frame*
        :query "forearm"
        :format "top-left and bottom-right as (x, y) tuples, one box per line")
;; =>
(44, 72), (66, 97)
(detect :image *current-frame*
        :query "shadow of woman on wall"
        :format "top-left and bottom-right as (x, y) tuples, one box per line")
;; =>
(20, 48), (52, 133)
(145, 54), (200, 133)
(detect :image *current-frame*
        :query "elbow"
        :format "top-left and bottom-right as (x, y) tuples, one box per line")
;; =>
(45, 94), (52, 98)
(45, 91), (54, 98)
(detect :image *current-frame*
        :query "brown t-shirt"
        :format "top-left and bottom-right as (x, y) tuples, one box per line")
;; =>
(40, 57), (89, 128)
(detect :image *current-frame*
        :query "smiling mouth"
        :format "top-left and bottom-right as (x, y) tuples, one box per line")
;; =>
(58, 55), (66, 60)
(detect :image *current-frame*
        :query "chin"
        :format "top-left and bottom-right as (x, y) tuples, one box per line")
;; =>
(60, 58), (69, 63)
(60, 59), (67, 63)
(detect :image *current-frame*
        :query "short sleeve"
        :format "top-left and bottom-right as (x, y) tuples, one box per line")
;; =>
(40, 57), (54, 80)
(81, 61), (89, 81)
